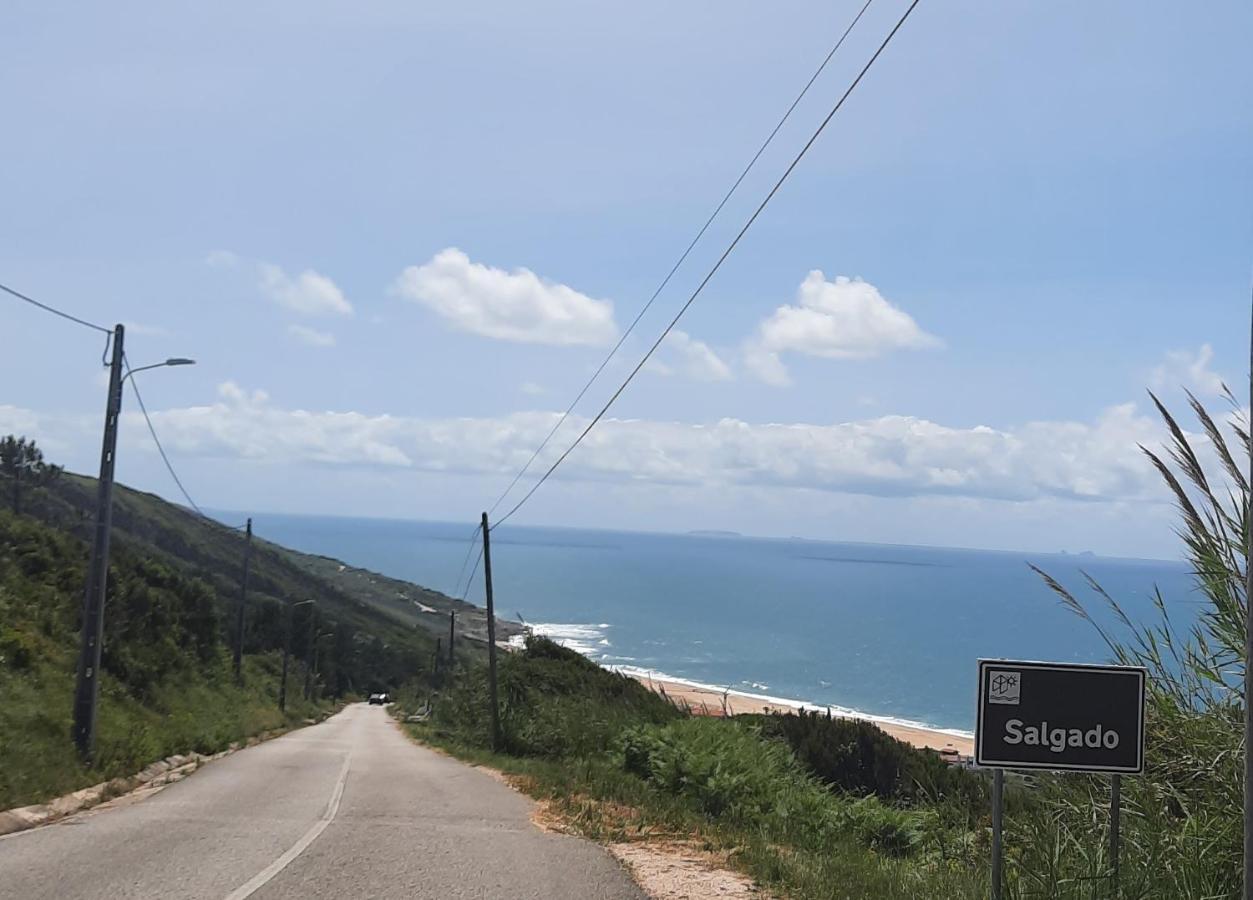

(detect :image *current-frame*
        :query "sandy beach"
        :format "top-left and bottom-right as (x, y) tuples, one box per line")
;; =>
(631, 673), (974, 757)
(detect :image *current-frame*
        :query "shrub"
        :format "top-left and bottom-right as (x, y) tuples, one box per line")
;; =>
(742, 709), (986, 811)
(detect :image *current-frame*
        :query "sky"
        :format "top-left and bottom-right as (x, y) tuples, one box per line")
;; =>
(1, 0), (1250, 559)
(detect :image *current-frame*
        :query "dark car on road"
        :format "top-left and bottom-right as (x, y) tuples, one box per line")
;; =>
(368, 692), (388, 705)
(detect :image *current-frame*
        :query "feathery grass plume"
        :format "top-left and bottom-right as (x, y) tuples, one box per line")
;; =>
(1026, 391), (1246, 898)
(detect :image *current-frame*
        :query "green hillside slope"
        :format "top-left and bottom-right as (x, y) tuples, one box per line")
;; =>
(0, 451), (512, 809)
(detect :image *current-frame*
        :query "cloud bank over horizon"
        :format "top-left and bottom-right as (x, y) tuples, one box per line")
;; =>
(0, 383), (1186, 508)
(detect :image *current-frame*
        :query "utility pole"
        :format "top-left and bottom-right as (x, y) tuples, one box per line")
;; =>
(481, 512), (501, 750)
(448, 610), (455, 666)
(234, 517), (252, 682)
(304, 603), (317, 701)
(279, 602), (292, 712)
(72, 324), (125, 759)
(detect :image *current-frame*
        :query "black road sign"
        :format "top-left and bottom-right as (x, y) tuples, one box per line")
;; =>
(976, 660), (1146, 773)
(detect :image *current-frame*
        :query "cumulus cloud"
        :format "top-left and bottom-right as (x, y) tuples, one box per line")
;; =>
(647, 330), (732, 382)
(287, 324), (336, 347)
(1151, 344), (1226, 396)
(393, 248), (617, 346)
(259, 263), (353, 317)
(8, 385), (1179, 507)
(746, 272), (940, 385)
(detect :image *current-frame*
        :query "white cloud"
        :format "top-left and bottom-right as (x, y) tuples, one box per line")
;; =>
(393, 248), (617, 346)
(746, 272), (940, 385)
(37, 384), (1175, 506)
(259, 263), (353, 317)
(287, 324), (336, 347)
(520, 382), (546, 396)
(647, 330), (732, 382)
(205, 249), (240, 268)
(1151, 344), (1226, 397)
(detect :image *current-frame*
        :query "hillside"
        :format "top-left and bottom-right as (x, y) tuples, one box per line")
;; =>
(0, 460), (515, 809)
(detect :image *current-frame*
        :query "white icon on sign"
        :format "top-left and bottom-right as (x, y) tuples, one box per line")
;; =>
(988, 671), (1021, 705)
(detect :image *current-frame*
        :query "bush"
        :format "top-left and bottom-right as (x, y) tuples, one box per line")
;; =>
(432, 636), (681, 758)
(741, 709), (987, 811)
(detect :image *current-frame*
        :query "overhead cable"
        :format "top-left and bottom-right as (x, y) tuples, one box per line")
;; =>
(492, 0), (924, 530)
(485, 0), (878, 518)
(0, 281), (112, 334)
(124, 357), (205, 517)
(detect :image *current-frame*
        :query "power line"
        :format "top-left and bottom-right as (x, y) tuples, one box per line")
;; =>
(124, 356), (205, 517)
(485, 0), (877, 519)
(0, 281), (112, 334)
(493, 0), (923, 530)
(460, 542), (485, 602)
(450, 524), (481, 598)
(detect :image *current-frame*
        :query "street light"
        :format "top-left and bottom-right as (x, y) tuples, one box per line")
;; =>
(280, 599), (314, 712)
(123, 358), (196, 381)
(307, 630), (335, 703)
(72, 324), (197, 759)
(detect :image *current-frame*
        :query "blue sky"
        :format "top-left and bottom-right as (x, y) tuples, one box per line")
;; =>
(2, 0), (1249, 558)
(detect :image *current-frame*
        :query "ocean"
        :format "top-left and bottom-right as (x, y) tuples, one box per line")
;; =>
(243, 514), (1198, 735)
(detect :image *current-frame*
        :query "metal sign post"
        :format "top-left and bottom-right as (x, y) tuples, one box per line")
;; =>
(1110, 773), (1121, 896)
(991, 768), (1004, 900)
(976, 659), (1146, 896)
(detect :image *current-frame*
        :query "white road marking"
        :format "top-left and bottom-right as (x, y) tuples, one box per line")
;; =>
(222, 751), (352, 900)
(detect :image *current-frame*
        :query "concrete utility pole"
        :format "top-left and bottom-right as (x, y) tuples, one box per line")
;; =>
(481, 512), (501, 750)
(280, 600), (312, 712)
(234, 518), (252, 682)
(279, 605), (291, 712)
(304, 603), (318, 701)
(72, 324), (125, 759)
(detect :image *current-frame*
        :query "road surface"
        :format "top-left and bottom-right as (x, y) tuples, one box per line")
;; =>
(0, 704), (646, 899)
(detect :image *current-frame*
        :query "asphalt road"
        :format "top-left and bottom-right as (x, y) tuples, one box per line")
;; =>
(0, 704), (647, 899)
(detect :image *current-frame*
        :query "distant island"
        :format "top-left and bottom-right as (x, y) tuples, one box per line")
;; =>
(687, 529), (743, 538)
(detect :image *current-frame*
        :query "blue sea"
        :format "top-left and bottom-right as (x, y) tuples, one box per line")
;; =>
(242, 514), (1199, 735)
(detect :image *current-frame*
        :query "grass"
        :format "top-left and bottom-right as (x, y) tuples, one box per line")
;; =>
(399, 637), (990, 900)
(0, 649), (326, 809)
(407, 381), (1249, 900)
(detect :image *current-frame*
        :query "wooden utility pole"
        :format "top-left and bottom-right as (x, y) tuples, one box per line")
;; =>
(72, 323), (125, 759)
(448, 610), (455, 666)
(481, 512), (501, 750)
(234, 518), (252, 682)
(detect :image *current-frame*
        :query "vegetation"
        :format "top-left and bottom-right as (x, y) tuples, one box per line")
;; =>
(405, 636), (990, 899)
(0, 435), (62, 516)
(0, 436), (457, 810)
(1018, 390), (1246, 899)
(403, 392), (1248, 899)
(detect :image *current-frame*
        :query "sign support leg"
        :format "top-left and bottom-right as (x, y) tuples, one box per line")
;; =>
(1110, 773), (1121, 897)
(992, 767), (1004, 900)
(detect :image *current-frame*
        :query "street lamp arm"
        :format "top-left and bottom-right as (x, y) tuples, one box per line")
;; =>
(122, 358), (196, 384)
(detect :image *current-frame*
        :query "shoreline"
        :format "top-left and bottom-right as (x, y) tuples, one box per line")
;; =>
(619, 669), (974, 757)
(510, 626), (976, 757)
